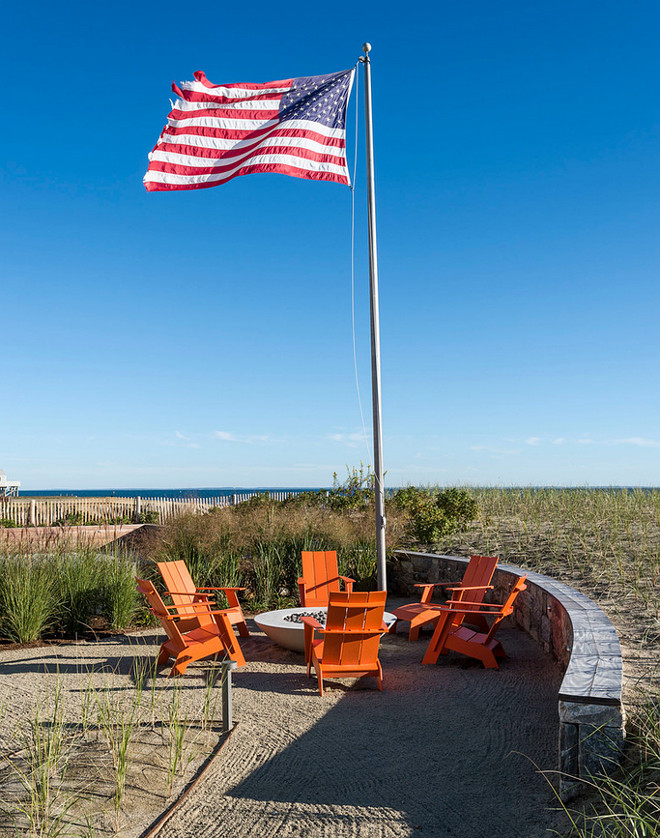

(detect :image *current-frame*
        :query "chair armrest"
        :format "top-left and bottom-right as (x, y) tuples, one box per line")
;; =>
(297, 577), (307, 605)
(151, 602), (221, 617)
(300, 616), (323, 630)
(445, 599), (503, 608)
(339, 575), (355, 584)
(439, 602), (504, 614)
(194, 586), (246, 592)
(413, 582), (450, 588)
(320, 628), (386, 638)
(413, 582), (443, 604)
(445, 584), (494, 592)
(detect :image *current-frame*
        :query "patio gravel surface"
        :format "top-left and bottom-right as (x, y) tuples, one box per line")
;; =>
(0, 599), (566, 837)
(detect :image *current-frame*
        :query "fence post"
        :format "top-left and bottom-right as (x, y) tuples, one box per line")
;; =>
(29, 499), (36, 527)
(221, 659), (237, 732)
(134, 496), (141, 522)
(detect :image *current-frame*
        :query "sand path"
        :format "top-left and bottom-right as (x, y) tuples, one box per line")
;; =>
(0, 604), (565, 838)
(161, 620), (564, 838)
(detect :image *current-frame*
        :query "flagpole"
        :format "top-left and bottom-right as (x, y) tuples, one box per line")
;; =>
(360, 43), (387, 591)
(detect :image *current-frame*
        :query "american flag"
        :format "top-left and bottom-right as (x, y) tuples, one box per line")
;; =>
(144, 68), (355, 192)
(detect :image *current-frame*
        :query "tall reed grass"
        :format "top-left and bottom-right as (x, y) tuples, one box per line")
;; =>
(0, 546), (141, 643)
(0, 555), (59, 643)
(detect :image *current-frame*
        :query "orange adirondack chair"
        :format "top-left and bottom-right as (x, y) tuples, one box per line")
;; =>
(421, 575), (527, 668)
(391, 554), (498, 640)
(156, 560), (250, 638)
(297, 550), (355, 607)
(301, 590), (388, 696)
(136, 578), (245, 677)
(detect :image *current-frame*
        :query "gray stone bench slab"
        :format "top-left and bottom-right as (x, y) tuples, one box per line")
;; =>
(391, 551), (625, 797)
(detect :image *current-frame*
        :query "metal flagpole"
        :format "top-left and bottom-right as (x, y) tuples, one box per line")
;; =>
(360, 43), (387, 591)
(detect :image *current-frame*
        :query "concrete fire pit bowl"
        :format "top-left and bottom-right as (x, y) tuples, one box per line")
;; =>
(254, 606), (396, 653)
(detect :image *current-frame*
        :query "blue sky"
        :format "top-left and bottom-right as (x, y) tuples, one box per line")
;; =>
(2, 1), (660, 489)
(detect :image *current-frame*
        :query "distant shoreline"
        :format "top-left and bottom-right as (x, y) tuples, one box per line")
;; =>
(13, 485), (660, 500)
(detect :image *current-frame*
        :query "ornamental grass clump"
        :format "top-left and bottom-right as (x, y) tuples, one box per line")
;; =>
(54, 547), (102, 637)
(0, 553), (59, 644)
(99, 552), (140, 630)
(0, 545), (144, 642)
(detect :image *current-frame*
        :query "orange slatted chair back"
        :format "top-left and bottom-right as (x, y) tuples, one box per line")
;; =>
(300, 551), (342, 606)
(157, 560), (215, 629)
(136, 578), (185, 648)
(483, 575), (528, 643)
(451, 554), (499, 609)
(322, 590), (387, 668)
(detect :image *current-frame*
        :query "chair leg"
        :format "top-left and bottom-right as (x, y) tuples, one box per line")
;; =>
(158, 646), (170, 666)
(376, 661), (383, 691)
(169, 653), (192, 677)
(421, 613), (454, 665)
(236, 620), (250, 638)
(476, 646), (500, 669)
(317, 666), (324, 697)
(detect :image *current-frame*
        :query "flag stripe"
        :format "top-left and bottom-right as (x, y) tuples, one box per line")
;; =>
(144, 68), (353, 191)
(166, 115), (279, 132)
(146, 150), (349, 177)
(149, 143), (348, 174)
(155, 129), (345, 153)
(155, 136), (346, 163)
(144, 159), (348, 190)
(162, 117), (347, 141)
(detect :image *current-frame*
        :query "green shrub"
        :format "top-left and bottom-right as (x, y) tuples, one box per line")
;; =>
(0, 518), (17, 528)
(56, 511), (86, 526)
(391, 486), (479, 545)
(436, 487), (479, 522)
(234, 492), (272, 511)
(280, 490), (327, 508)
(136, 511), (159, 524)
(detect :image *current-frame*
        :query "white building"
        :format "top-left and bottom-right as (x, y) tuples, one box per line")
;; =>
(0, 470), (20, 497)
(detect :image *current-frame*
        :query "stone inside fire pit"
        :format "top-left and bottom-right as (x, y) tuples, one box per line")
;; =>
(254, 606), (396, 653)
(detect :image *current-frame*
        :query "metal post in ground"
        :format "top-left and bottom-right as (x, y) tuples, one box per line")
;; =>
(221, 659), (238, 732)
(361, 43), (387, 591)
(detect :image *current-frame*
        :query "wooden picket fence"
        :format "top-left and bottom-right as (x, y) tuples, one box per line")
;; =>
(0, 491), (302, 527)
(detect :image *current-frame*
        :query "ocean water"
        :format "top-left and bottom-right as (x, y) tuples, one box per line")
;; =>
(19, 487), (320, 499)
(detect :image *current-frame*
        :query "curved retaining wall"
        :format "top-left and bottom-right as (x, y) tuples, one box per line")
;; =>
(391, 551), (625, 798)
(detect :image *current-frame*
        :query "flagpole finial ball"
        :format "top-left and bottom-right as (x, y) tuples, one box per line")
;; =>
(362, 43), (372, 54)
